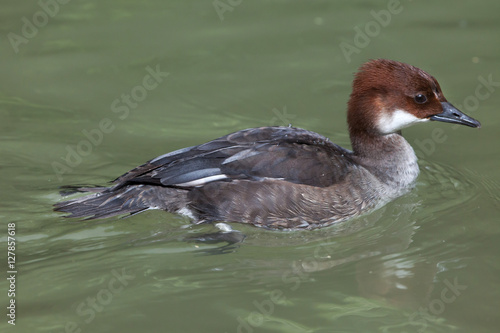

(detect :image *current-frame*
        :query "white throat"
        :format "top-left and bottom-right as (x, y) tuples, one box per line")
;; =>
(377, 109), (428, 134)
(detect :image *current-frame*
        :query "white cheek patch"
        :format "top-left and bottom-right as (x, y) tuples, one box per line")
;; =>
(377, 109), (429, 134)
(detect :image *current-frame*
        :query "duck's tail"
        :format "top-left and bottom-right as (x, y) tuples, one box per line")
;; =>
(53, 185), (189, 220)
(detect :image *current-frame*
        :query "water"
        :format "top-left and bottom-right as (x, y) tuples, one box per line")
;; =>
(1, 1), (499, 332)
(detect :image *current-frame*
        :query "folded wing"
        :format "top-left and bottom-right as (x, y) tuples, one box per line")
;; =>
(112, 126), (354, 189)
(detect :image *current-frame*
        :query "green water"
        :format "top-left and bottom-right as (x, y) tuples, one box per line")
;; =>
(1, 1), (500, 332)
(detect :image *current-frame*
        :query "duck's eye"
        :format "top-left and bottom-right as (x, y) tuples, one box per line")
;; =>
(414, 94), (427, 104)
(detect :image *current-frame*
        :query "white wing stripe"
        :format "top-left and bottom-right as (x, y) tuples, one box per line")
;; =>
(175, 174), (228, 187)
(222, 149), (260, 165)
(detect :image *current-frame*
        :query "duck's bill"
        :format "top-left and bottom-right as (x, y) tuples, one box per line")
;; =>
(430, 102), (481, 128)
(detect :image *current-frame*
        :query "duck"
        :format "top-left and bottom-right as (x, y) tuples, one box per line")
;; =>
(54, 59), (481, 229)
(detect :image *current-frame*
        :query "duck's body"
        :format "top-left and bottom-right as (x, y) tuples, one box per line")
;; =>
(54, 59), (480, 229)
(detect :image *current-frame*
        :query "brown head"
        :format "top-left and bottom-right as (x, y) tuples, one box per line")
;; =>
(346, 59), (480, 153)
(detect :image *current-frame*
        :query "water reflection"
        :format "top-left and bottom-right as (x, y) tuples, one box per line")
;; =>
(189, 160), (478, 332)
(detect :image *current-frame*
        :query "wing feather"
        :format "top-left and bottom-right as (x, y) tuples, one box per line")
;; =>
(111, 126), (354, 189)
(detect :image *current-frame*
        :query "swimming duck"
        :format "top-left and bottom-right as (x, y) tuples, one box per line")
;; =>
(54, 59), (481, 229)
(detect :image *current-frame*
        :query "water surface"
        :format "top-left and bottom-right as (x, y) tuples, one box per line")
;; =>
(1, 1), (499, 332)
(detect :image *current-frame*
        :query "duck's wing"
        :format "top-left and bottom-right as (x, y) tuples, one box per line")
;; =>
(113, 126), (354, 189)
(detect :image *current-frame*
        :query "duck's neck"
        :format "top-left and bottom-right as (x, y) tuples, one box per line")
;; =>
(351, 132), (419, 188)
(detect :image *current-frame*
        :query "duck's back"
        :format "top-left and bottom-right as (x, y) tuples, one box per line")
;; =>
(114, 126), (353, 188)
